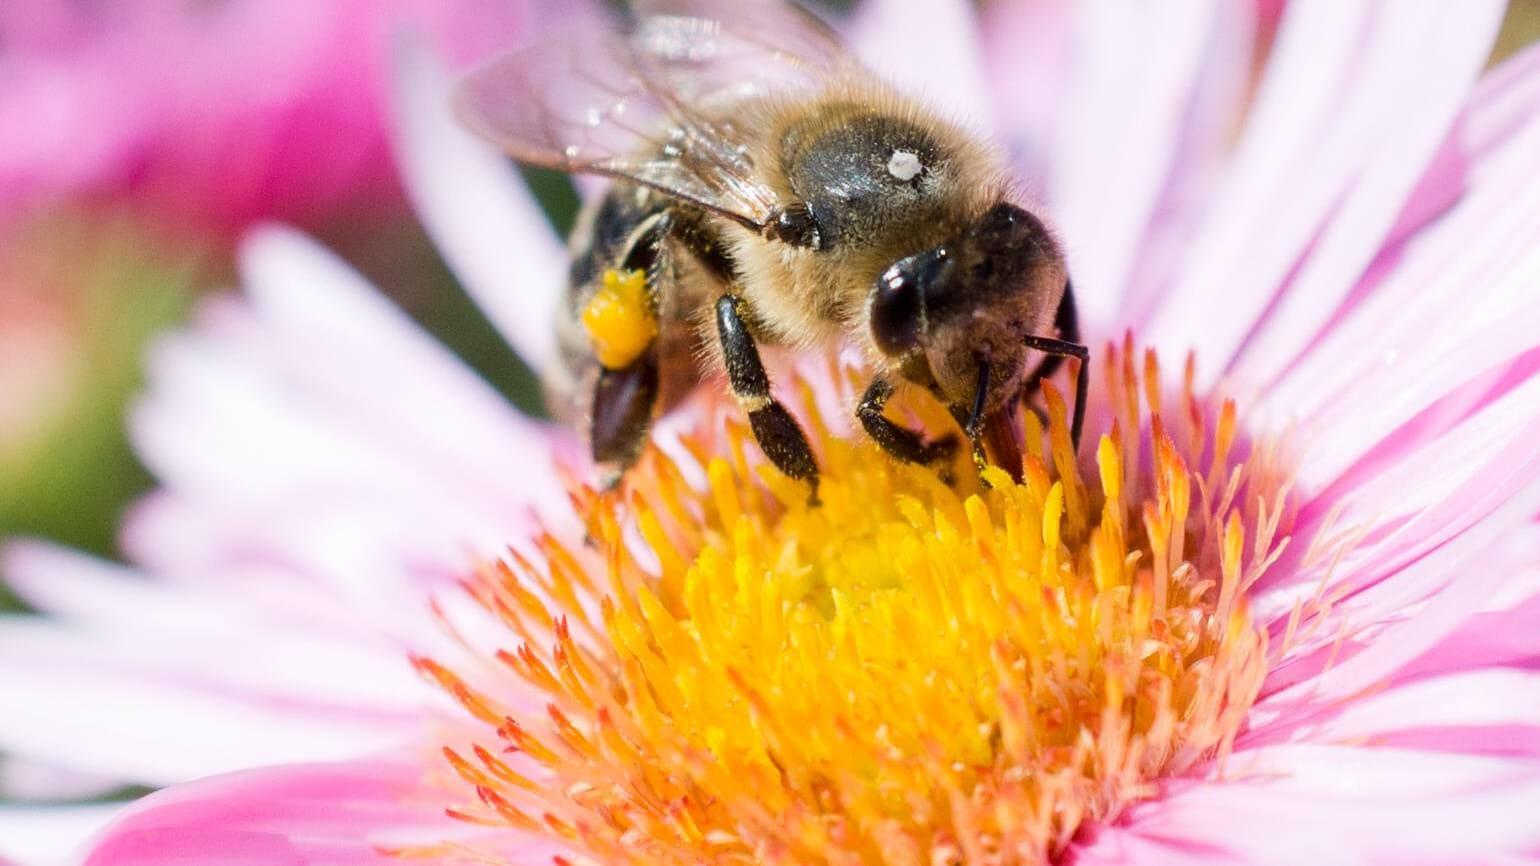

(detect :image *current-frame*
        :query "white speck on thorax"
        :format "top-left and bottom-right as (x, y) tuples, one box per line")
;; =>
(887, 150), (922, 181)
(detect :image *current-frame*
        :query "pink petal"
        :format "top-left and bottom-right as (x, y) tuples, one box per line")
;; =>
(979, 0), (1072, 185)
(0, 544), (422, 786)
(1048, 1), (1248, 333)
(123, 227), (575, 623)
(231, 226), (564, 513)
(1251, 369), (1540, 626)
(1080, 746), (1540, 865)
(1248, 43), (1540, 486)
(1254, 669), (1540, 756)
(1253, 493), (1540, 726)
(1256, 129), (1540, 487)
(390, 36), (566, 377)
(1230, 3), (1506, 383)
(3, 540), (381, 642)
(850, 0), (994, 136)
(75, 761), (549, 866)
(1465, 42), (1540, 152)
(1395, 587), (1540, 681)
(0, 803), (119, 866)
(0, 756), (120, 803)
(1145, 3), (1505, 383)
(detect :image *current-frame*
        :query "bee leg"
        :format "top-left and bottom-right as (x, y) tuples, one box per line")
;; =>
(963, 360), (992, 474)
(1032, 280), (1082, 380)
(590, 349), (660, 486)
(1022, 281), (1090, 450)
(1022, 334), (1090, 451)
(714, 295), (819, 494)
(857, 376), (958, 465)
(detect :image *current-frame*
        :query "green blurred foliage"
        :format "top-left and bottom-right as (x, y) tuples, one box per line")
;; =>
(520, 164), (582, 240)
(0, 217), (196, 606)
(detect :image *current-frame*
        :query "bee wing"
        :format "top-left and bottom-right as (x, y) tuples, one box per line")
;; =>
(454, 2), (854, 230)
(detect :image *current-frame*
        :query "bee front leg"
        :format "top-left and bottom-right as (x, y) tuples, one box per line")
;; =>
(857, 376), (958, 465)
(714, 295), (819, 493)
(590, 350), (660, 486)
(1022, 281), (1090, 451)
(1022, 334), (1089, 451)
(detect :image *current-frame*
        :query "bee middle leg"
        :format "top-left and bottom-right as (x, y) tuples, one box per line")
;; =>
(714, 295), (819, 492)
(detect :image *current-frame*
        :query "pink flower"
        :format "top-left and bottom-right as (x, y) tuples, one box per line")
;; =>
(6, 1), (1540, 864)
(0, 0), (529, 237)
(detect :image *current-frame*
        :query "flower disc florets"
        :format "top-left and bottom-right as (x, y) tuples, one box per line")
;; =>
(418, 340), (1293, 866)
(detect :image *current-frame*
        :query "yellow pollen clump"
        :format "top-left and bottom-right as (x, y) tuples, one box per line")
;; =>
(418, 342), (1293, 866)
(583, 268), (658, 369)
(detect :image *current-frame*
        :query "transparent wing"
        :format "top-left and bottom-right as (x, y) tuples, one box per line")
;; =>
(453, 1), (856, 230)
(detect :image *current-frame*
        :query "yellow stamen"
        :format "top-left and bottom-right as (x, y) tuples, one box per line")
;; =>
(582, 268), (657, 369)
(421, 342), (1291, 866)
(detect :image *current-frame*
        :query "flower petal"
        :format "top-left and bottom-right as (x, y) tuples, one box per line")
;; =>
(1259, 669), (1540, 756)
(1080, 746), (1540, 865)
(1145, 2), (1505, 382)
(0, 757), (120, 804)
(1229, 3), (1507, 383)
(1252, 367), (1540, 624)
(390, 35), (566, 376)
(124, 227), (574, 625)
(0, 803), (119, 866)
(1395, 585), (1540, 681)
(1048, 0), (1247, 332)
(978, 0), (1072, 185)
(1256, 117), (1540, 487)
(850, 0), (993, 136)
(73, 761), (548, 866)
(0, 544), (422, 786)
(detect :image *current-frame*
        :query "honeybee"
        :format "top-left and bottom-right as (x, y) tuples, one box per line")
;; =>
(456, 0), (1087, 493)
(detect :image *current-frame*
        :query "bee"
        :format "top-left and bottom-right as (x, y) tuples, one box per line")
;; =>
(456, 0), (1087, 493)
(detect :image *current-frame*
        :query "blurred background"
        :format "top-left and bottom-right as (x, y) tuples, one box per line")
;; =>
(2, 0), (1539, 600)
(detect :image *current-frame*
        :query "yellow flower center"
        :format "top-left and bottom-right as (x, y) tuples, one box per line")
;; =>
(412, 342), (1293, 866)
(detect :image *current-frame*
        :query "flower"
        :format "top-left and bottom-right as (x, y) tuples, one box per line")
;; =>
(7, 1), (1540, 865)
(0, 0), (529, 237)
(0, 0), (532, 563)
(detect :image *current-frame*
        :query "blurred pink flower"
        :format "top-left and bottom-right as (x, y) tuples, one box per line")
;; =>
(0, 0), (534, 557)
(5, 1), (1540, 864)
(0, 0), (528, 237)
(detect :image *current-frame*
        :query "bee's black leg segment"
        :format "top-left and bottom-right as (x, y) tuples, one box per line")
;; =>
(857, 376), (958, 465)
(1022, 335), (1090, 451)
(964, 360), (991, 473)
(714, 295), (819, 490)
(591, 351), (661, 480)
(1033, 280), (1082, 381)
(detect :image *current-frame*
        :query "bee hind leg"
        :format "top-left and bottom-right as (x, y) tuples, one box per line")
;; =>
(590, 350), (660, 487)
(714, 295), (820, 496)
(857, 376), (958, 466)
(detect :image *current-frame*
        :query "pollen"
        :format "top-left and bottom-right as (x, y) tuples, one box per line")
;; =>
(582, 267), (658, 369)
(419, 340), (1292, 866)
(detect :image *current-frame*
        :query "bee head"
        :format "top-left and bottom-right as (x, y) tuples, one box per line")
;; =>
(868, 202), (1066, 414)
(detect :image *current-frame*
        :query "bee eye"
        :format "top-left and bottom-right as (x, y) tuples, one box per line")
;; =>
(770, 203), (822, 250)
(870, 261), (924, 356)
